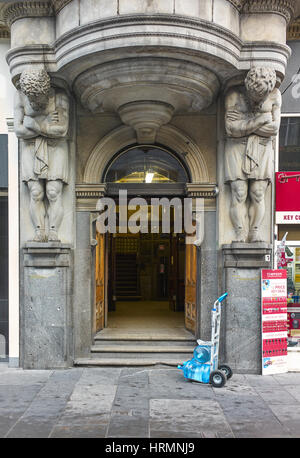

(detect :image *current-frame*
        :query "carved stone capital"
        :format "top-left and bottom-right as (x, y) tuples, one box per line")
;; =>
(76, 184), (107, 212)
(186, 184), (219, 199)
(3, 1), (54, 27)
(75, 184), (107, 200)
(242, 0), (295, 23)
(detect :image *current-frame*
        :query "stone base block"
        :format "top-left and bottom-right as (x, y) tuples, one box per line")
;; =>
(222, 243), (272, 374)
(22, 243), (73, 369)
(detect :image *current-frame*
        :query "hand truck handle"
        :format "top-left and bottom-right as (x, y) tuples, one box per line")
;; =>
(217, 292), (228, 303)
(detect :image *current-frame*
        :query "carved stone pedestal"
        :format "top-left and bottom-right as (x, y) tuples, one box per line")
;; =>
(222, 242), (272, 374)
(22, 242), (73, 369)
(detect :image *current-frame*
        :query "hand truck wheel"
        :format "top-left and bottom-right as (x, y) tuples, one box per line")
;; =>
(209, 370), (226, 388)
(219, 364), (233, 380)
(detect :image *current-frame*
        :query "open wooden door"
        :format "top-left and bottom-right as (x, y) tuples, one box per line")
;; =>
(95, 232), (106, 333)
(185, 243), (197, 334)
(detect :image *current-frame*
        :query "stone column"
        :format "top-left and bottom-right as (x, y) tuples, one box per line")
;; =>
(222, 243), (272, 374)
(22, 242), (73, 369)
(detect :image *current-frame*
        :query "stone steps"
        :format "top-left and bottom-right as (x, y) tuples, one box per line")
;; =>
(89, 343), (194, 360)
(94, 337), (195, 347)
(74, 333), (196, 367)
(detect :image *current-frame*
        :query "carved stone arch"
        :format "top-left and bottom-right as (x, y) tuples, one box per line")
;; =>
(83, 125), (210, 184)
(156, 125), (210, 184)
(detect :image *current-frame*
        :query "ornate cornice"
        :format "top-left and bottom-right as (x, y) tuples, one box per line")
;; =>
(0, 0), (297, 29)
(3, 1), (54, 27)
(242, 0), (295, 23)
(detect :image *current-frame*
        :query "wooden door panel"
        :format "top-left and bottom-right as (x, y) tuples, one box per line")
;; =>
(185, 243), (197, 334)
(95, 232), (105, 332)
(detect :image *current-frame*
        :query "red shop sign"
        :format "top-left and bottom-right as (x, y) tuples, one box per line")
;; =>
(275, 172), (300, 224)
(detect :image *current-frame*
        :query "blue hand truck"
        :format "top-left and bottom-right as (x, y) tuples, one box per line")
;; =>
(178, 293), (232, 388)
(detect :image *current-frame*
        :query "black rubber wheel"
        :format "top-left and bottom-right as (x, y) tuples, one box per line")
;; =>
(219, 364), (233, 380)
(209, 370), (226, 388)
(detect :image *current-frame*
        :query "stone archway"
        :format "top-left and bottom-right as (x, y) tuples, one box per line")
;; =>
(83, 124), (210, 185)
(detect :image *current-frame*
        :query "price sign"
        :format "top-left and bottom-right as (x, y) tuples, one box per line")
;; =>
(261, 270), (288, 375)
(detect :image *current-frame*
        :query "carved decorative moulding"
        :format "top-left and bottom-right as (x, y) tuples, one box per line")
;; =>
(0, 0), (297, 29)
(243, 0), (295, 23)
(3, 1), (53, 26)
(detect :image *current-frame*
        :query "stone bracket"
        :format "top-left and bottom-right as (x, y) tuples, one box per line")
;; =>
(223, 242), (272, 268)
(23, 242), (72, 267)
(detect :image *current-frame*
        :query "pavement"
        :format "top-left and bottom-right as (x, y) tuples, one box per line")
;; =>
(1, 363), (300, 438)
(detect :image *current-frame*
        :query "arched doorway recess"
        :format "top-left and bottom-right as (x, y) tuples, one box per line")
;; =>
(95, 144), (191, 337)
(81, 124), (211, 363)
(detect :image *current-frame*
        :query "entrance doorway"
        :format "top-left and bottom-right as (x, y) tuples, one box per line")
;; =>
(93, 145), (198, 341)
(94, 223), (198, 339)
(108, 232), (185, 335)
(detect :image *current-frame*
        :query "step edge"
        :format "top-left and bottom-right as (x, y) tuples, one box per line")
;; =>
(94, 336), (196, 341)
(91, 346), (195, 353)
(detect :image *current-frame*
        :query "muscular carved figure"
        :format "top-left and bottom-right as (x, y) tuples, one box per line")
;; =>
(225, 67), (282, 243)
(14, 69), (69, 242)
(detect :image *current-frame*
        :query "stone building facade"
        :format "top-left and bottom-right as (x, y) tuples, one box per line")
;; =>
(0, 0), (300, 373)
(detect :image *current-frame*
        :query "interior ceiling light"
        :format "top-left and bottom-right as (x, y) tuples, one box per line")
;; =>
(145, 172), (154, 183)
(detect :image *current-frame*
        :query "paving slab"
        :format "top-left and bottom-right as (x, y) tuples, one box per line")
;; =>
(1, 363), (300, 438)
(50, 423), (108, 438)
(5, 369), (83, 438)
